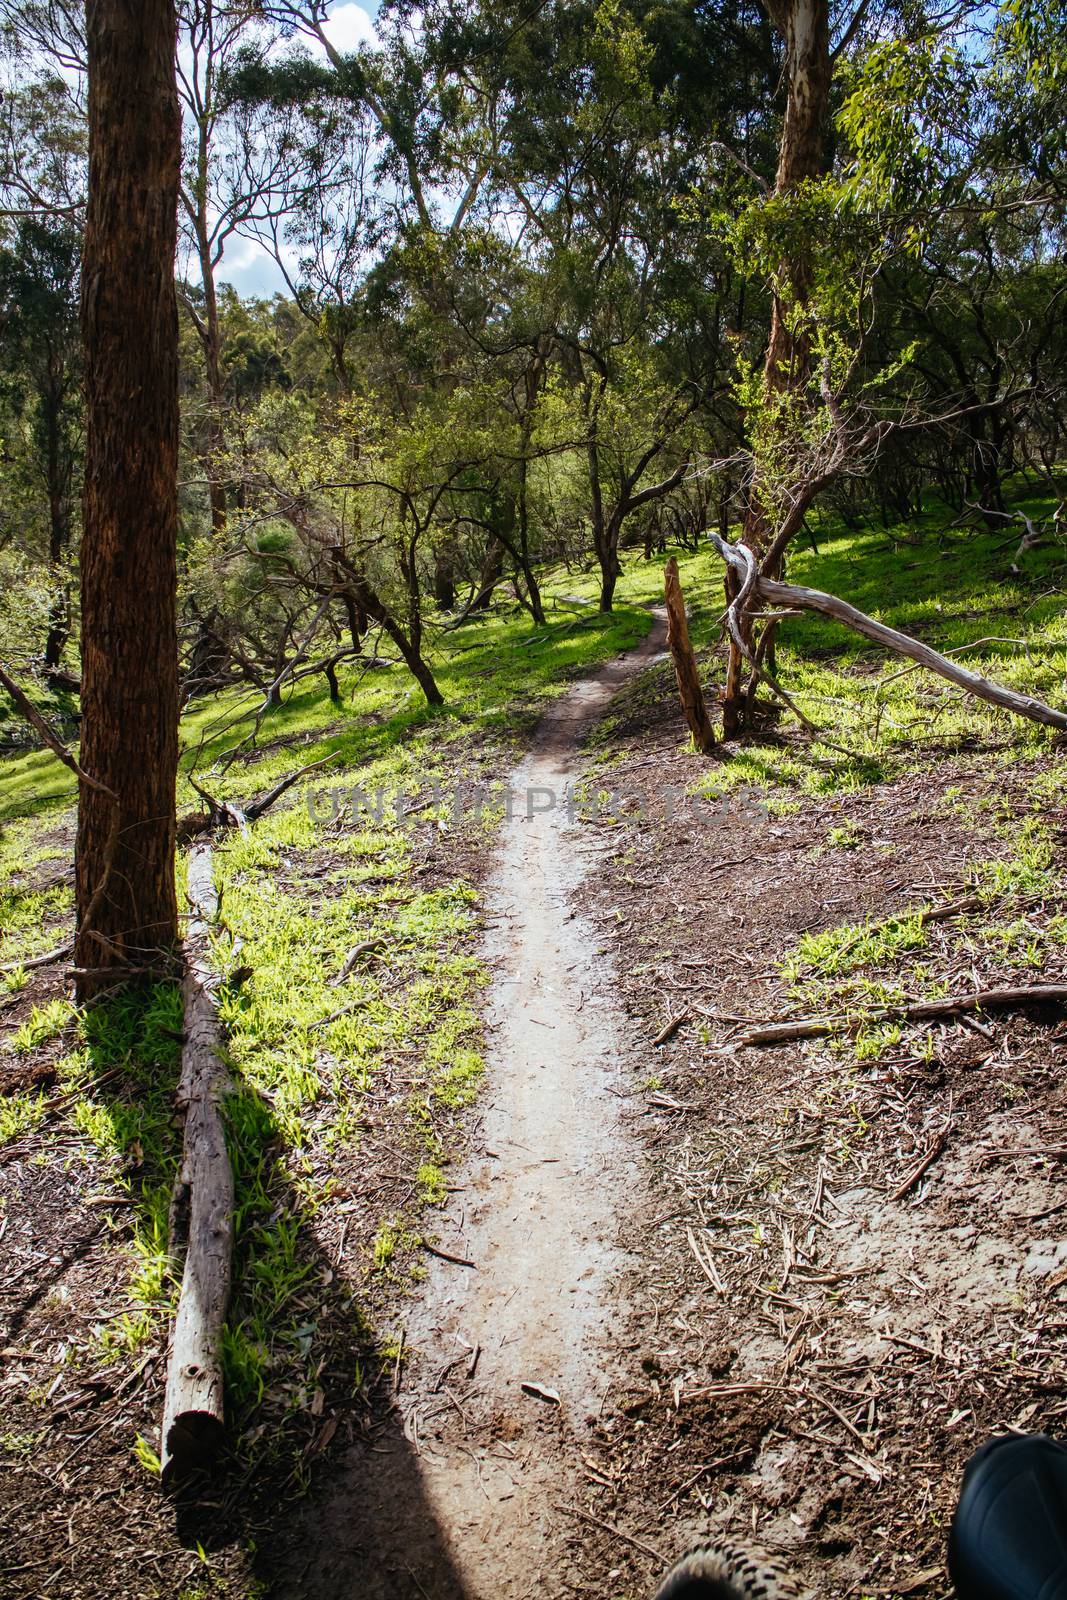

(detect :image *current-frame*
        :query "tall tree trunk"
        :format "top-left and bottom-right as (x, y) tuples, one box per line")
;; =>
(517, 355), (547, 625)
(434, 545), (456, 610)
(723, 0), (831, 736)
(75, 0), (181, 999)
(587, 434), (620, 612)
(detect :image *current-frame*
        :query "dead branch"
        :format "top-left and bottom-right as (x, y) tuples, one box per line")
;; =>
(664, 559), (715, 752)
(181, 752), (342, 838)
(245, 753), (341, 822)
(736, 983), (1067, 1047)
(331, 937), (387, 985)
(0, 942), (73, 976)
(654, 1007), (691, 1045)
(889, 1117), (952, 1202)
(707, 534), (1067, 732)
(161, 840), (234, 1486)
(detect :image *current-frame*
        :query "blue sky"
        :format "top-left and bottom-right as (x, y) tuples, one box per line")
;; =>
(218, 0), (379, 299)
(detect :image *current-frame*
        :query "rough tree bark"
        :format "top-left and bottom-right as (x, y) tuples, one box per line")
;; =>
(43, 382), (74, 672)
(664, 559), (716, 753)
(74, 0), (182, 998)
(724, 0), (832, 735)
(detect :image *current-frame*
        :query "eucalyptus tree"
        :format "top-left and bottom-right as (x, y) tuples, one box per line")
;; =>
(708, 0), (1067, 737)
(74, 0), (183, 997)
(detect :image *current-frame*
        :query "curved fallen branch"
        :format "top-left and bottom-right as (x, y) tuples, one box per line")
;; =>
(735, 982), (1067, 1048)
(161, 840), (233, 1486)
(707, 534), (1067, 732)
(0, 942), (73, 976)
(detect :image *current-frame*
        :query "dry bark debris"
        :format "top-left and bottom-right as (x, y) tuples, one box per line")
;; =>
(567, 673), (1067, 1600)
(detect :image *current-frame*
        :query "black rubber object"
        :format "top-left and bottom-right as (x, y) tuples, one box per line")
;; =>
(949, 1434), (1067, 1600)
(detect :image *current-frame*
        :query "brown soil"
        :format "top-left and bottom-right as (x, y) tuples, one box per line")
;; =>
(555, 652), (1067, 1599)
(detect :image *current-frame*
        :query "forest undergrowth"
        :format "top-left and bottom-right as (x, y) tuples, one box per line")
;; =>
(0, 483), (1064, 1597)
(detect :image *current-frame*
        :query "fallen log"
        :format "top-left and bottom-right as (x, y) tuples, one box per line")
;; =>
(707, 533), (1067, 732)
(736, 982), (1067, 1047)
(160, 840), (234, 1486)
(664, 558), (716, 752)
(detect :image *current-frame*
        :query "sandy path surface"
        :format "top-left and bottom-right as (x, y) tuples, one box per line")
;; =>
(288, 614), (667, 1599)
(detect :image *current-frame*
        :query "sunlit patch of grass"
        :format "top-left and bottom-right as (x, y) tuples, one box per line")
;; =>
(11, 997), (74, 1053)
(0, 1090), (47, 1144)
(0, 882), (73, 965)
(854, 1020), (904, 1061)
(780, 806), (1067, 1075)
(825, 822), (864, 850)
(417, 1162), (447, 1205)
(972, 817), (1058, 900)
(785, 912), (928, 984)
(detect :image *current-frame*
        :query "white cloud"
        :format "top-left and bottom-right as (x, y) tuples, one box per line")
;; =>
(316, 2), (378, 55)
(218, 240), (293, 299)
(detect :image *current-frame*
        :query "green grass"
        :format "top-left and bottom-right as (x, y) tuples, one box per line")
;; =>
(783, 911), (929, 984)
(0, 587), (650, 830)
(779, 814), (1066, 1061)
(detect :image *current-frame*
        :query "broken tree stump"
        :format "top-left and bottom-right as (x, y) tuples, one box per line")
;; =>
(664, 558), (716, 752)
(161, 840), (234, 1486)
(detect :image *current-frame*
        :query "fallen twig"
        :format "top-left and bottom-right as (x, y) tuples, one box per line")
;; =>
(421, 1241), (476, 1268)
(889, 1119), (953, 1203)
(737, 983), (1067, 1047)
(686, 1226), (725, 1293)
(332, 938), (388, 985)
(0, 942), (73, 976)
(654, 1009), (690, 1046)
(560, 1503), (664, 1563)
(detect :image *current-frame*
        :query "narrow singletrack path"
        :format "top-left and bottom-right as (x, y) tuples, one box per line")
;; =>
(290, 614), (668, 1599)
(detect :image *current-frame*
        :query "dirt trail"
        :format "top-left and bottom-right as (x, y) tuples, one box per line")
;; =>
(291, 614), (668, 1599)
